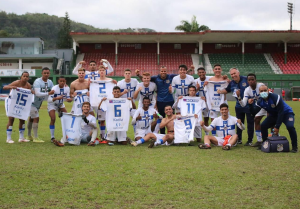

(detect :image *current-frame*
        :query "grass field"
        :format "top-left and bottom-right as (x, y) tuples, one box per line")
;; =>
(0, 101), (299, 209)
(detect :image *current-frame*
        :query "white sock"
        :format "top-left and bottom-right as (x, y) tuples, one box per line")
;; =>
(32, 123), (38, 138)
(137, 140), (142, 145)
(255, 131), (262, 142)
(19, 128), (25, 139)
(27, 121), (32, 136)
(7, 126), (12, 140)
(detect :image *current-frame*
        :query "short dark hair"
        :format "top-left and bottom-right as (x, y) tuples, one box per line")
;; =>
(143, 97), (150, 102)
(197, 67), (205, 72)
(179, 64), (188, 71)
(220, 103), (228, 109)
(42, 67), (50, 72)
(165, 105), (172, 110)
(247, 73), (256, 79)
(213, 64), (221, 68)
(21, 71), (29, 76)
(188, 86), (196, 91)
(82, 102), (91, 107)
(58, 75), (65, 79)
(124, 69), (131, 72)
(89, 61), (96, 64)
(113, 86), (121, 91)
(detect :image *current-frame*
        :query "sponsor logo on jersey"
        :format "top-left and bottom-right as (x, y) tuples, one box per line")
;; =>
(109, 100), (126, 103)
(242, 82), (247, 87)
(183, 99), (199, 102)
(271, 104), (275, 108)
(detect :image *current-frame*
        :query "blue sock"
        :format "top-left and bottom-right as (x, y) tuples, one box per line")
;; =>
(50, 125), (55, 138)
(141, 138), (145, 144)
(100, 126), (106, 138)
(159, 139), (164, 144)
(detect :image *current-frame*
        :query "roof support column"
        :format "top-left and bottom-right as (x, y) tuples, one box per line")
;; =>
(242, 41), (245, 65)
(19, 58), (22, 70)
(199, 41), (203, 65)
(157, 41), (160, 65)
(284, 41), (287, 64)
(115, 41), (118, 67)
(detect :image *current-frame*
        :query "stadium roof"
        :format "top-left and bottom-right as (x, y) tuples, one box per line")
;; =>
(0, 54), (58, 59)
(71, 30), (300, 44)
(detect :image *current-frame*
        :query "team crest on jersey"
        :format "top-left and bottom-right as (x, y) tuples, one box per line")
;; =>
(277, 144), (284, 152)
(242, 82), (246, 87)
(166, 80), (170, 84)
(271, 104), (275, 108)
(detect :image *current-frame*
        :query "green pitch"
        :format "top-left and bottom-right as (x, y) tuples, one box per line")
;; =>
(0, 101), (299, 208)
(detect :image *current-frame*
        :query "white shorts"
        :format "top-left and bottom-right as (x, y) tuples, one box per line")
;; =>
(47, 103), (66, 112)
(194, 126), (202, 138)
(135, 128), (151, 139)
(209, 110), (220, 119)
(30, 106), (39, 118)
(215, 136), (235, 146)
(97, 109), (106, 121)
(202, 108), (209, 118)
(153, 133), (165, 140)
(106, 131), (127, 142)
(255, 108), (267, 117)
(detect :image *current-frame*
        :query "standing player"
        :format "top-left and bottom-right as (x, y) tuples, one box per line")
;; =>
(130, 105), (176, 148)
(27, 67), (54, 142)
(3, 71), (32, 143)
(47, 76), (73, 142)
(199, 103), (245, 150)
(133, 72), (157, 108)
(131, 97), (162, 141)
(53, 102), (98, 147)
(170, 64), (195, 113)
(237, 73), (266, 147)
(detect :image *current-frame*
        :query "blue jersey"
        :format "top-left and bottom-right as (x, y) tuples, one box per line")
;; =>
(225, 76), (248, 108)
(151, 74), (177, 102)
(32, 78), (53, 109)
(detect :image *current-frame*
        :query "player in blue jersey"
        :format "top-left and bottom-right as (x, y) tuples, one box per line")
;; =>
(136, 66), (177, 134)
(249, 84), (298, 153)
(218, 68), (254, 146)
(27, 67), (54, 143)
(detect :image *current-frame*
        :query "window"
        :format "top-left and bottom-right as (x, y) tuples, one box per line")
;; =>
(255, 44), (262, 49)
(215, 44), (222, 49)
(95, 44), (101, 49)
(174, 44), (181, 49)
(289, 82), (293, 87)
(272, 82), (276, 86)
(135, 44), (141, 49)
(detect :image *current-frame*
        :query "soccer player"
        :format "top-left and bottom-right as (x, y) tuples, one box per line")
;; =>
(130, 105), (176, 148)
(170, 64), (195, 113)
(133, 72), (157, 108)
(47, 76), (73, 142)
(98, 86), (135, 145)
(53, 102), (98, 147)
(28, 67), (54, 142)
(72, 59), (114, 80)
(217, 68), (254, 145)
(3, 71), (32, 143)
(199, 103), (245, 150)
(173, 86), (206, 142)
(237, 73), (266, 147)
(131, 97), (162, 141)
(249, 85), (298, 153)
(70, 68), (93, 115)
(136, 66), (176, 134)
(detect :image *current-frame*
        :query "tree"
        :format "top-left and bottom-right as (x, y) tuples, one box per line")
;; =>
(56, 12), (72, 49)
(175, 15), (210, 32)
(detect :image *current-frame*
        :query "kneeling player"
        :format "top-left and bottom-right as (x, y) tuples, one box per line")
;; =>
(48, 76), (72, 142)
(131, 105), (176, 148)
(199, 103), (245, 150)
(53, 102), (97, 147)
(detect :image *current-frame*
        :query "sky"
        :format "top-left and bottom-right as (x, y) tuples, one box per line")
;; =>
(1, 0), (299, 31)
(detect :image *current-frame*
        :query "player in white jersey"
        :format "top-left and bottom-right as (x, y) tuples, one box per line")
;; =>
(99, 86), (136, 145)
(131, 97), (162, 141)
(53, 102), (98, 147)
(199, 103), (245, 150)
(170, 64), (195, 113)
(47, 76), (73, 142)
(133, 72), (157, 108)
(27, 67), (54, 143)
(3, 71), (33, 143)
(131, 105), (176, 148)
(173, 86), (207, 142)
(72, 59), (114, 80)
(237, 73), (267, 147)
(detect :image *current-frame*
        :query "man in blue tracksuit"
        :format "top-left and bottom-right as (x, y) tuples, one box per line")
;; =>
(249, 84), (298, 153)
(136, 66), (177, 134)
(218, 68), (254, 145)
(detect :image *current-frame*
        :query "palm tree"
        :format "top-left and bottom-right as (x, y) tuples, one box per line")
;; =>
(175, 15), (210, 32)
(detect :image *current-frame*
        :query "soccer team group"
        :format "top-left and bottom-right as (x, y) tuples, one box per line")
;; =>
(4, 59), (298, 152)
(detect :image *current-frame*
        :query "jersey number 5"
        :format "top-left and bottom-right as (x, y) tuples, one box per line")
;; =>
(16, 93), (28, 106)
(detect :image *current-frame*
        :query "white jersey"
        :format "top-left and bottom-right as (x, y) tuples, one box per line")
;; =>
(61, 113), (82, 145)
(174, 116), (196, 143)
(171, 75), (195, 101)
(132, 107), (160, 131)
(71, 89), (89, 114)
(117, 78), (139, 99)
(136, 82), (157, 108)
(89, 81), (115, 107)
(209, 115), (238, 138)
(239, 83), (264, 107)
(205, 81), (228, 111)
(100, 98), (132, 131)
(48, 85), (70, 107)
(32, 78), (53, 109)
(81, 114), (97, 136)
(194, 76), (212, 97)
(6, 88), (34, 120)
(177, 96), (207, 125)
(72, 61), (114, 80)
